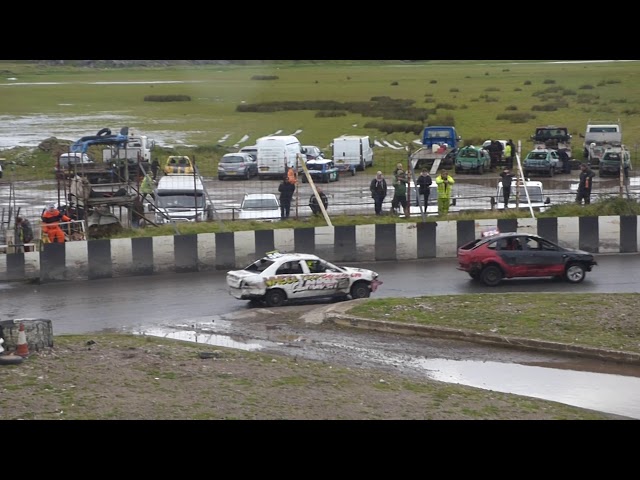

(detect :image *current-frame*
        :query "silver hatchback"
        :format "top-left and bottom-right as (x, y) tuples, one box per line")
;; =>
(218, 152), (258, 180)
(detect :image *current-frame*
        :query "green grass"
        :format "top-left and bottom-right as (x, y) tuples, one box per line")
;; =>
(2, 60), (640, 174)
(346, 293), (640, 354)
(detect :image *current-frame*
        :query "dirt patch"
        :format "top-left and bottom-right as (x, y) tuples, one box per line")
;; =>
(0, 333), (626, 420)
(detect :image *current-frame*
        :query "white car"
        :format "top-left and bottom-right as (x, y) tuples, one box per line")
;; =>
(226, 251), (383, 307)
(238, 193), (281, 221)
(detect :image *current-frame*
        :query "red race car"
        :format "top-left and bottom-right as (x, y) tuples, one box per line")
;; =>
(457, 231), (597, 286)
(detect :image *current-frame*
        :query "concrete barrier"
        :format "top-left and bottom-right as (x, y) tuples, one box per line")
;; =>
(0, 215), (637, 283)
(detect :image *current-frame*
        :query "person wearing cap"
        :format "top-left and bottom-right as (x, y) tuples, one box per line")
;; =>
(499, 167), (515, 208)
(41, 203), (72, 244)
(576, 163), (595, 205)
(369, 171), (388, 216)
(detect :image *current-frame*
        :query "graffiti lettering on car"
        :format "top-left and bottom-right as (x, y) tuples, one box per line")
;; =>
(265, 275), (298, 287)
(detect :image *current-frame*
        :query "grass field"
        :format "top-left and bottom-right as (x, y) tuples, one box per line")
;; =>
(1, 60), (639, 178)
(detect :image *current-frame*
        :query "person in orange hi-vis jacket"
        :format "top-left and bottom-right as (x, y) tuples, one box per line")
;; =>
(41, 203), (71, 243)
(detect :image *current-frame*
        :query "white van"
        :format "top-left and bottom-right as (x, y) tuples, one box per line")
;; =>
(332, 135), (374, 172)
(256, 135), (303, 179)
(154, 175), (213, 223)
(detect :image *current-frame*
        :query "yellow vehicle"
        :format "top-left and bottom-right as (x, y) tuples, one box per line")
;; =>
(164, 156), (195, 175)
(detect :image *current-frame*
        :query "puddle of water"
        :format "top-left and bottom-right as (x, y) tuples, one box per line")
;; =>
(139, 327), (265, 351)
(415, 358), (640, 419)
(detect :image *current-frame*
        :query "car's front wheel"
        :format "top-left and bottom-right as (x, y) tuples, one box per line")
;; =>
(480, 265), (503, 286)
(265, 289), (287, 307)
(350, 281), (371, 299)
(565, 263), (586, 283)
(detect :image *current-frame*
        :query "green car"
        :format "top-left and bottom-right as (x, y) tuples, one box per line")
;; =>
(454, 146), (491, 174)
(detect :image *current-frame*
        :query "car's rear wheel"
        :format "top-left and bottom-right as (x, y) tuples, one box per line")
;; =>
(265, 289), (287, 307)
(565, 263), (586, 283)
(244, 170), (251, 180)
(480, 265), (503, 286)
(350, 281), (371, 299)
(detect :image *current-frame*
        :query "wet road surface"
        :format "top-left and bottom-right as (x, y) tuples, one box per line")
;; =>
(2, 256), (640, 418)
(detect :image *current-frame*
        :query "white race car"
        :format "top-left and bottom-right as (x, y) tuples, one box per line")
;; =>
(226, 251), (383, 307)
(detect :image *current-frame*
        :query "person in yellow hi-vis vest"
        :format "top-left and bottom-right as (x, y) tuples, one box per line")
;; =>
(435, 169), (455, 215)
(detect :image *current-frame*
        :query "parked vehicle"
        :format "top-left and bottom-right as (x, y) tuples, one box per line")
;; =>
(523, 149), (561, 177)
(239, 145), (258, 161)
(163, 156), (195, 175)
(409, 126), (461, 173)
(226, 250), (383, 307)
(454, 145), (491, 174)
(301, 158), (340, 183)
(238, 193), (281, 221)
(302, 145), (324, 160)
(154, 175), (213, 223)
(256, 135), (303, 180)
(599, 146), (631, 177)
(218, 152), (258, 180)
(55, 153), (94, 179)
(457, 231), (597, 286)
(332, 135), (374, 172)
(582, 120), (622, 162)
(493, 179), (551, 211)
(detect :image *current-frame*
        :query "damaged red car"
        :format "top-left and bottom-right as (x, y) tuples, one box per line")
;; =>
(457, 231), (597, 286)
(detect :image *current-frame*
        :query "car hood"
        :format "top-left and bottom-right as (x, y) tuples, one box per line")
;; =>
(341, 266), (379, 279)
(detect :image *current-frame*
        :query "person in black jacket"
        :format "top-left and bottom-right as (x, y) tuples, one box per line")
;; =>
(278, 176), (296, 219)
(415, 168), (432, 210)
(369, 171), (388, 215)
(576, 163), (595, 205)
(499, 168), (515, 207)
(309, 187), (329, 215)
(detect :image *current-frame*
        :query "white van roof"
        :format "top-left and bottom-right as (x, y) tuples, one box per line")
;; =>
(256, 135), (300, 145)
(157, 175), (204, 190)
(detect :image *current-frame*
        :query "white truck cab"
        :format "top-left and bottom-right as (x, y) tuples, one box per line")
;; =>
(154, 175), (213, 223)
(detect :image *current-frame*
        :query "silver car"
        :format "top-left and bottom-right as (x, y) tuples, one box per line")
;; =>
(218, 152), (258, 180)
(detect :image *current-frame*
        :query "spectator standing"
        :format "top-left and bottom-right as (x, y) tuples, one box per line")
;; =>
(369, 171), (388, 216)
(41, 203), (71, 244)
(150, 159), (160, 180)
(140, 172), (155, 201)
(14, 216), (34, 252)
(505, 139), (516, 169)
(309, 188), (329, 216)
(499, 168), (515, 208)
(576, 163), (595, 205)
(435, 169), (455, 215)
(415, 168), (432, 210)
(278, 176), (296, 219)
(391, 169), (409, 217)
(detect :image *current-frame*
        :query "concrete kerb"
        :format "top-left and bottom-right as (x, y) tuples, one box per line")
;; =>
(322, 311), (640, 366)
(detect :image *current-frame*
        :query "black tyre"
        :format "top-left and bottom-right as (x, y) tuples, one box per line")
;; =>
(248, 299), (263, 308)
(322, 174), (329, 183)
(218, 176), (224, 181)
(468, 272), (480, 280)
(0, 354), (24, 365)
(244, 170), (250, 180)
(350, 281), (371, 299)
(480, 265), (503, 286)
(565, 263), (586, 283)
(265, 289), (287, 307)
(478, 165), (484, 175)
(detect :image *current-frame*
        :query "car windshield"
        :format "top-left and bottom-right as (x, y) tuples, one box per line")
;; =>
(308, 163), (327, 171)
(458, 149), (478, 159)
(244, 258), (277, 273)
(222, 156), (246, 164)
(242, 198), (278, 209)
(157, 194), (206, 208)
(527, 152), (548, 160)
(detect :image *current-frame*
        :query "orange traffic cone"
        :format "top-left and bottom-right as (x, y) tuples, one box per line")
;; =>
(15, 323), (29, 357)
